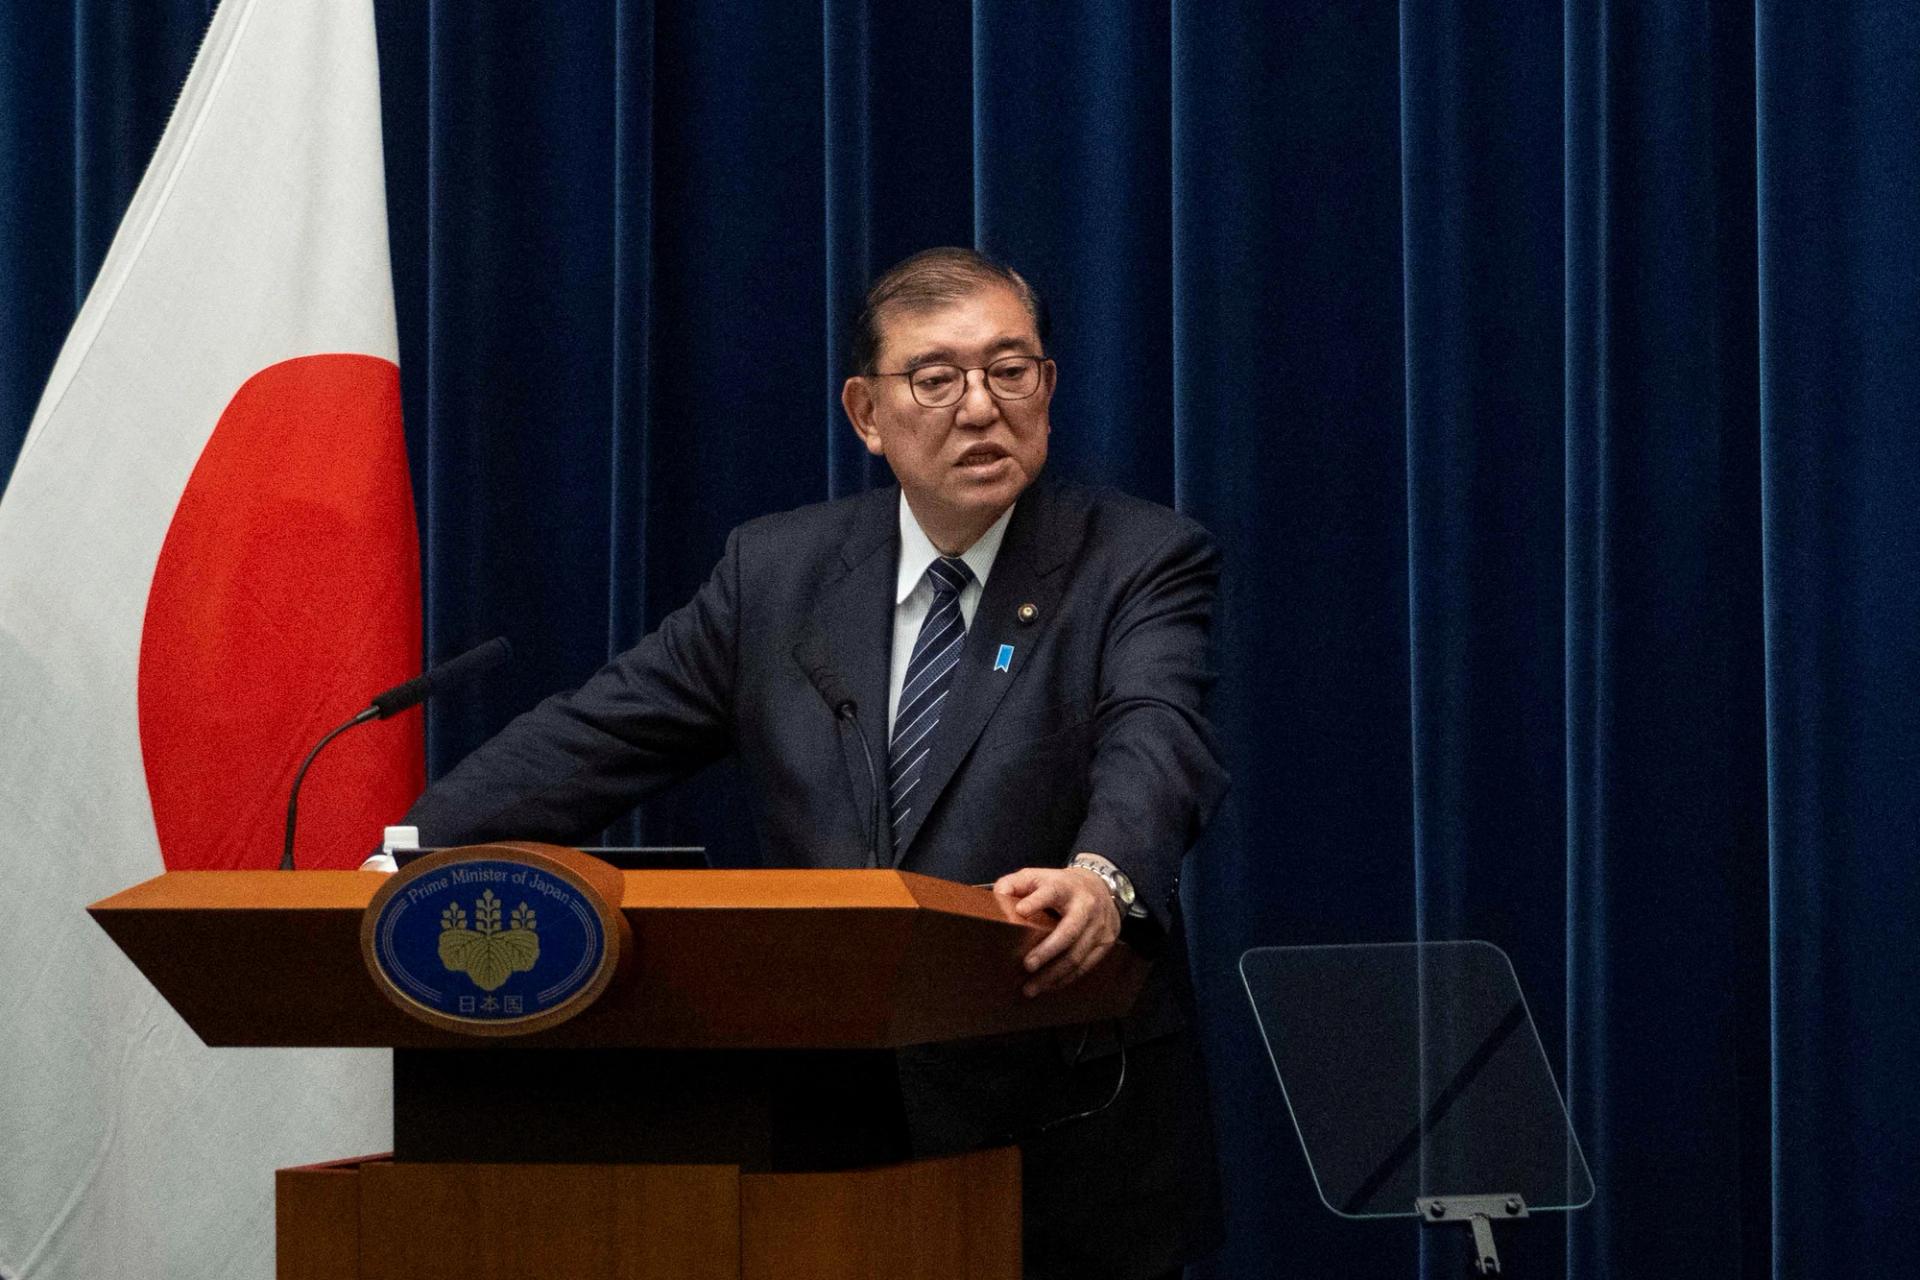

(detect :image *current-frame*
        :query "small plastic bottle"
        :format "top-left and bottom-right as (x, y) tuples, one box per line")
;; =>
(359, 824), (419, 873)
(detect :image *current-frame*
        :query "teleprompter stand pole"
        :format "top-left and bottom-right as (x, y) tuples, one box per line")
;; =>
(1417, 1193), (1529, 1275)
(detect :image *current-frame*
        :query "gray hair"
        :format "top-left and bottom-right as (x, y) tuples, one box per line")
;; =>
(850, 247), (1048, 375)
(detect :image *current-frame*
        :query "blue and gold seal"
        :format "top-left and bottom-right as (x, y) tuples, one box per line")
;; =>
(361, 843), (625, 1035)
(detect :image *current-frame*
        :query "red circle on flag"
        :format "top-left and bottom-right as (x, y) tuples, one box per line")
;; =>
(138, 354), (423, 870)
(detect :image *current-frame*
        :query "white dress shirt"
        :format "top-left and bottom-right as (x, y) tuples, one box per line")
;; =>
(886, 496), (1015, 738)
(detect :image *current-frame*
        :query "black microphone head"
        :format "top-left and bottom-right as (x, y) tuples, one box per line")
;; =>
(370, 636), (513, 719)
(794, 634), (879, 870)
(820, 673), (858, 718)
(792, 637), (857, 717)
(430, 636), (512, 693)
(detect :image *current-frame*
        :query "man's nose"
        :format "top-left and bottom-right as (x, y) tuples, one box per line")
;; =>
(954, 368), (1000, 426)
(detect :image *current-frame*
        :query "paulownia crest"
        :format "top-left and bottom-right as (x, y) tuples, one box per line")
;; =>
(438, 889), (539, 993)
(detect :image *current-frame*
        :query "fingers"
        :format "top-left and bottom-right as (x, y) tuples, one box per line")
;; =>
(1024, 930), (1113, 996)
(994, 867), (1067, 915)
(1024, 921), (1115, 996)
(1020, 887), (1094, 974)
(993, 867), (1044, 898)
(1014, 870), (1120, 997)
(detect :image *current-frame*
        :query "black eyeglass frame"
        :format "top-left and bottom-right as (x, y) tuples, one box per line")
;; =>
(869, 355), (1055, 409)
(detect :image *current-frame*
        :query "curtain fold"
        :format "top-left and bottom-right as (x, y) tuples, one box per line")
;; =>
(976, 0), (1176, 501)
(1758, 3), (1920, 1273)
(1560, 3), (1773, 1277)
(1174, 3), (1419, 1272)
(4, 2), (1918, 1277)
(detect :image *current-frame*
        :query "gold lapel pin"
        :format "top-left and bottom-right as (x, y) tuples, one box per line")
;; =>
(1017, 602), (1038, 624)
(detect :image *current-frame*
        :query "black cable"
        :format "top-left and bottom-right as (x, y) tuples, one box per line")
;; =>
(1007, 1018), (1130, 1141)
(279, 706), (376, 870)
(839, 703), (882, 868)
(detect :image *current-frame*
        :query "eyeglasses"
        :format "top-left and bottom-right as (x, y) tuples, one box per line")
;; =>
(873, 355), (1052, 409)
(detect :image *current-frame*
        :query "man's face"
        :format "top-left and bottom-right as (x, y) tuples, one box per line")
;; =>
(842, 283), (1054, 545)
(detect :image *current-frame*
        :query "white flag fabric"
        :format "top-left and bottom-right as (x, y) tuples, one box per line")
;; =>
(0, 0), (420, 1276)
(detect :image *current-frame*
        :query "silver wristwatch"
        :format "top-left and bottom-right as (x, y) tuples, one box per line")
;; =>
(1070, 855), (1148, 918)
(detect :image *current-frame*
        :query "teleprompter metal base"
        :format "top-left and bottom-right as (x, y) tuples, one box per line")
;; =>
(1417, 1194), (1529, 1275)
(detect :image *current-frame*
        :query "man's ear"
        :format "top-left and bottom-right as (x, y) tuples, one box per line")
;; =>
(1017, 357), (1057, 435)
(841, 377), (886, 457)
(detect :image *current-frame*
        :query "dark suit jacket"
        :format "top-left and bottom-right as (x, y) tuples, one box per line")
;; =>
(404, 479), (1229, 1277)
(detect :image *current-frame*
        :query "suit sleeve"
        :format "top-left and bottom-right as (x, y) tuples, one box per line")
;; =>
(1070, 518), (1229, 932)
(401, 530), (742, 847)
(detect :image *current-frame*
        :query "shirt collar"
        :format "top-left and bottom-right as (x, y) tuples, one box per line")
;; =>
(895, 494), (1015, 605)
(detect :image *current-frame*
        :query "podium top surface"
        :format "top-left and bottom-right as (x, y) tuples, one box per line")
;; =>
(91, 867), (1145, 1050)
(92, 867), (991, 913)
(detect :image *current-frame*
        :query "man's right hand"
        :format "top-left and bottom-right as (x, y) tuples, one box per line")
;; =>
(992, 866), (1122, 998)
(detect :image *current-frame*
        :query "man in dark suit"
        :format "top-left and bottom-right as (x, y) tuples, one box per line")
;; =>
(401, 248), (1227, 1279)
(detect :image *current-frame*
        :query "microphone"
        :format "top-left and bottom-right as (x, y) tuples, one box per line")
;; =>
(368, 636), (512, 719)
(794, 638), (882, 869)
(280, 637), (513, 870)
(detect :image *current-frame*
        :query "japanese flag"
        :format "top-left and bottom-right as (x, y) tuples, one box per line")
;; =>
(0, 0), (418, 1274)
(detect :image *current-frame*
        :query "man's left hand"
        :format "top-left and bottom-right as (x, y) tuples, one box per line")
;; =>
(993, 865), (1121, 997)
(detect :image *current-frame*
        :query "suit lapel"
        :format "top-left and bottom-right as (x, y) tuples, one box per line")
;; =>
(891, 486), (1081, 862)
(796, 486), (898, 864)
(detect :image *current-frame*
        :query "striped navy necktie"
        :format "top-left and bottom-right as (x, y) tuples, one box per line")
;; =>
(889, 555), (974, 840)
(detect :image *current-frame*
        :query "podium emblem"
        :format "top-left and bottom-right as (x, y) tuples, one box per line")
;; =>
(361, 843), (626, 1036)
(438, 890), (540, 991)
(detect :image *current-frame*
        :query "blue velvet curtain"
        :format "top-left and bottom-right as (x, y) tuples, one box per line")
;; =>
(4, 2), (1917, 1277)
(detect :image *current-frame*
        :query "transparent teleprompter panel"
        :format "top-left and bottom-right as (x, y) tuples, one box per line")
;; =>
(1239, 941), (1593, 1219)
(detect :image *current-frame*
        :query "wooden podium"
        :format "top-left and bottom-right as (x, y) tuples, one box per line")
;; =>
(90, 856), (1147, 1279)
